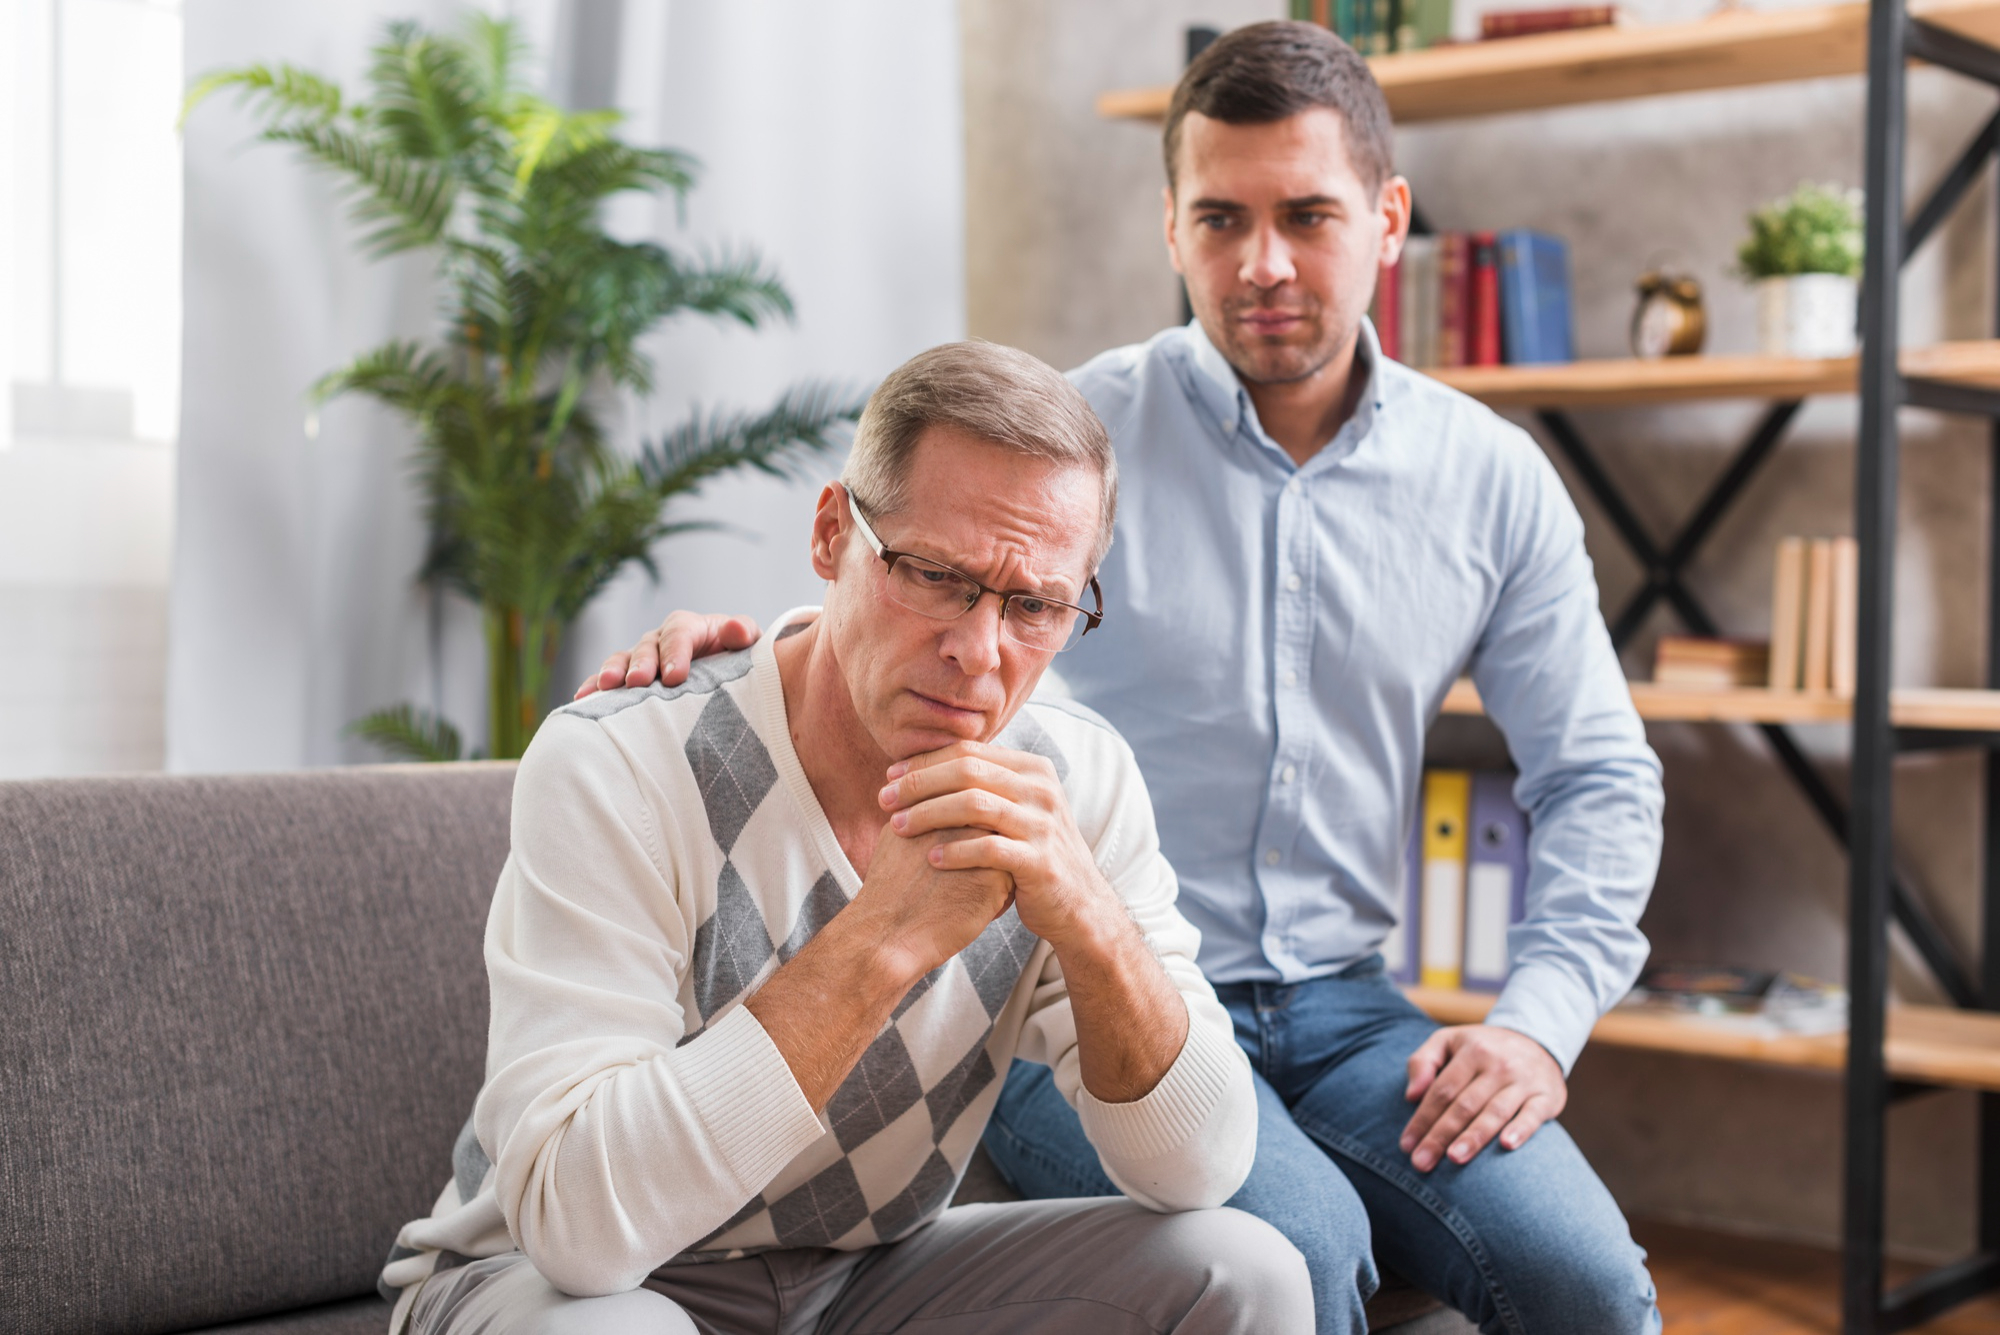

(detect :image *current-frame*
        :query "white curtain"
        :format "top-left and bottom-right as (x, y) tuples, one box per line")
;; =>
(167, 0), (964, 771)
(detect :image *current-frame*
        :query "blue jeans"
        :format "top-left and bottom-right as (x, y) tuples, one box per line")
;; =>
(983, 957), (1660, 1335)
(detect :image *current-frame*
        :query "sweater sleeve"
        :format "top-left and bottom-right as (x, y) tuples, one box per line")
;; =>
(1010, 723), (1258, 1212)
(476, 712), (825, 1297)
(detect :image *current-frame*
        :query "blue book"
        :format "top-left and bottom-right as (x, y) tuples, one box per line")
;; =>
(1463, 771), (1531, 991)
(1497, 231), (1574, 365)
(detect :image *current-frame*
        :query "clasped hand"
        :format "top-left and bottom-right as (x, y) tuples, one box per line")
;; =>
(870, 740), (1112, 959)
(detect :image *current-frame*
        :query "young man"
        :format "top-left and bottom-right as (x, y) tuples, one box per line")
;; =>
(387, 342), (1309, 1335)
(583, 23), (1664, 1335)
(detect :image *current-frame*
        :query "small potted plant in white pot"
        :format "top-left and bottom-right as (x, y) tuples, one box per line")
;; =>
(1737, 182), (1865, 359)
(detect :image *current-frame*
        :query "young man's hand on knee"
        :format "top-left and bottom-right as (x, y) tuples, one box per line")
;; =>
(1399, 1024), (1566, 1171)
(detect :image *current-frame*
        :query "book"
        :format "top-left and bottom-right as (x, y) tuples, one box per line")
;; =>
(1480, 5), (1618, 39)
(1768, 536), (1808, 691)
(1496, 231), (1574, 365)
(1464, 771), (1529, 990)
(1375, 256), (1402, 361)
(1438, 233), (1470, 368)
(1410, 0), (1455, 49)
(1384, 807), (1422, 983)
(1831, 536), (1859, 699)
(1469, 232), (1502, 366)
(1803, 538), (1835, 693)
(1400, 235), (1440, 369)
(1419, 769), (1471, 989)
(1654, 636), (1770, 688)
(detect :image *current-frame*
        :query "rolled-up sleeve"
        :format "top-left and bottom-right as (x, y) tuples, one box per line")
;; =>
(1471, 446), (1664, 1074)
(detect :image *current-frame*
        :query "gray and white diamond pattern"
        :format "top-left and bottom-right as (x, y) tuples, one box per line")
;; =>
(612, 670), (1067, 1262)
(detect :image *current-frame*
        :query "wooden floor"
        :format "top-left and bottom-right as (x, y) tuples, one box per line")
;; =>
(1640, 1221), (2000, 1333)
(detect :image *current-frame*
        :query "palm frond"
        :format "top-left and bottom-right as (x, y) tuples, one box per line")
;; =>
(665, 246), (794, 328)
(367, 22), (487, 164)
(346, 703), (465, 762)
(460, 13), (528, 110)
(264, 123), (457, 255)
(639, 382), (866, 500)
(181, 64), (344, 129)
(311, 340), (455, 409)
(508, 101), (624, 191)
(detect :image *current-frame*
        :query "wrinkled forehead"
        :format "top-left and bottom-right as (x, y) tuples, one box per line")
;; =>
(890, 434), (1102, 591)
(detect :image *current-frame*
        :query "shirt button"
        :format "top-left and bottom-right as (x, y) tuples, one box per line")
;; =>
(1286, 478), (1302, 496)
(1281, 765), (1297, 784)
(1285, 572), (1302, 592)
(1264, 849), (1282, 866)
(1283, 670), (1298, 687)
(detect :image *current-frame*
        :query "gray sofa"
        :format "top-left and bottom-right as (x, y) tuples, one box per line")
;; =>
(0, 766), (1466, 1335)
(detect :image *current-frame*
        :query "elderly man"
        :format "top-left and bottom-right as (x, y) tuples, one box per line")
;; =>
(381, 341), (1307, 1335)
(584, 20), (1665, 1335)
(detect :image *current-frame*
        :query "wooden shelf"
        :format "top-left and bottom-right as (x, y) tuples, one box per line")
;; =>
(1406, 986), (2000, 1091)
(1440, 678), (2000, 729)
(1420, 341), (2000, 409)
(1096, 0), (2000, 126)
(1440, 677), (1852, 723)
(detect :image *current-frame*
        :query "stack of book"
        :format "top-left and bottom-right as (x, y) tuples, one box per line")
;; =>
(1654, 636), (1770, 689)
(1374, 230), (1573, 369)
(1292, 0), (1454, 54)
(1768, 535), (1859, 696)
(1479, 4), (1620, 39)
(1383, 769), (1530, 992)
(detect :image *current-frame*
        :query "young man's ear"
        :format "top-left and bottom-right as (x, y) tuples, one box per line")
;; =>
(1377, 175), (1414, 270)
(1162, 185), (1186, 277)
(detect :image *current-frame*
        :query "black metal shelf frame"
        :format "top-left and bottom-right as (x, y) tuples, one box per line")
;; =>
(1849, 1), (2000, 1328)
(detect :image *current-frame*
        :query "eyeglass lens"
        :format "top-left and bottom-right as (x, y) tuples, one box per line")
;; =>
(884, 555), (1088, 652)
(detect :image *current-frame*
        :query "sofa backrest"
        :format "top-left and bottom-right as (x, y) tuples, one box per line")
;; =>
(0, 764), (515, 1335)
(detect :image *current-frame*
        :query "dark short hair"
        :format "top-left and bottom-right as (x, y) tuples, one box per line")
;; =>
(1163, 20), (1394, 198)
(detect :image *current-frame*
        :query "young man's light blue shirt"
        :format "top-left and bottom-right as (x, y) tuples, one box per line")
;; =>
(1058, 318), (1664, 1073)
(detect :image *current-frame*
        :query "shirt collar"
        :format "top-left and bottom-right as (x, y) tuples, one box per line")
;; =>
(1177, 316), (1388, 474)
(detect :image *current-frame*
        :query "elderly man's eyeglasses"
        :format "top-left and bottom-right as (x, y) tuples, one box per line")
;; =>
(845, 490), (1104, 654)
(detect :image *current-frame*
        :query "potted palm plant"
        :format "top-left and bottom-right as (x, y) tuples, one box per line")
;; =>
(185, 16), (864, 760)
(1736, 182), (1865, 359)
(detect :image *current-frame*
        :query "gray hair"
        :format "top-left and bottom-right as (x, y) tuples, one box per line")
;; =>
(841, 340), (1117, 572)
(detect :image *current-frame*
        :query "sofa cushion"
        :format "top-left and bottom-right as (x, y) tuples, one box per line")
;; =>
(198, 1296), (394, 1334)
(0, 766), (514, 1335)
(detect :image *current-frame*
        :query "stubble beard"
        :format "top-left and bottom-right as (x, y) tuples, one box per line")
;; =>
(1207, 291), (1356, 389)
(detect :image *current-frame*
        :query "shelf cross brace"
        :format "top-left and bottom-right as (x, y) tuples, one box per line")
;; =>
(1528, 406), (1980, 1011)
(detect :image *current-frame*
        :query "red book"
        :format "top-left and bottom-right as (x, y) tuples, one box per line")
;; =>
(1469, 231), (1502, 366)
(1374, 257), (1401, 361)
(1437, 233), (1469, 368)
(1480, 5), (1616, 39)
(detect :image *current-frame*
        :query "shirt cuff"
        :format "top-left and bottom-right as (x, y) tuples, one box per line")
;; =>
(1075, 1003), (1242, 1164)
(672, 1004), (824, 1193)
(1484, 960), (1605, 1075)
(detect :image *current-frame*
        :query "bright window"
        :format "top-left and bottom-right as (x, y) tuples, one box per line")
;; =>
(8, 0), (183, 447)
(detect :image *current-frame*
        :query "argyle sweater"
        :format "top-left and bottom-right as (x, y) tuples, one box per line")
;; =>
(380, 611), (1256, 1328)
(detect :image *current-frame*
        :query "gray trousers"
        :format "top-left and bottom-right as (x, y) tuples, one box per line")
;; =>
(409, 1198), (1313, 1335)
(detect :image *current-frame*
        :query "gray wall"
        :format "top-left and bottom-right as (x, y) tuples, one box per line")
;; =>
(963, 0), (1993, 1258)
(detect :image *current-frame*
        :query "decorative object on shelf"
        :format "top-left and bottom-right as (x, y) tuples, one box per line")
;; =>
(1737, 181), (1864, 358)
(1480, 5), (1619, 39)
(1653, 635), (1770, 688)
(1619, 962), (1848, 1036)
(1767, 535), (1857, 695)
(1630, 264), (1707, 358)
(184, 17), (864, 761)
